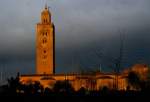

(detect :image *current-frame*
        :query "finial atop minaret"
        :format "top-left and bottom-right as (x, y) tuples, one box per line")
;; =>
(45, 3), (48, 9)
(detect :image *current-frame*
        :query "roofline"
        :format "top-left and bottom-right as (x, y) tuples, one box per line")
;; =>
(20, 72), (126, 77)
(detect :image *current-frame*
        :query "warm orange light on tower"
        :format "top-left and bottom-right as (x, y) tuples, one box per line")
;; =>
(36, 5), (55, 74)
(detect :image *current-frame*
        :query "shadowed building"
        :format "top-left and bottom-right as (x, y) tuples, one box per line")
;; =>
(20, 5), (148, 91)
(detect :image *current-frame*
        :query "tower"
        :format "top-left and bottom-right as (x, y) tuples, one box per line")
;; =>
(36, 5), (55, 74)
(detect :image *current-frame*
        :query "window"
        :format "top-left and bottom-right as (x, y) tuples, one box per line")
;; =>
(43, 39), (47, 44)
(43, 61), (47, 65)
(43, 55), (47, 59)
(42, 32), (47, 36)
(44, 50), (46, 53)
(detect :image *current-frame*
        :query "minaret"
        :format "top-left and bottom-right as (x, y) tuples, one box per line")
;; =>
(36, 5), (55, 74)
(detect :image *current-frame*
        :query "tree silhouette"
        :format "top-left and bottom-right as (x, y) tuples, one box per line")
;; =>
(44, 87), (53, 96)
(127, 71), (141, 90)
(7, 72), (21, 95)
(53, 80), (74, 95)
(77, 87), (86, 96)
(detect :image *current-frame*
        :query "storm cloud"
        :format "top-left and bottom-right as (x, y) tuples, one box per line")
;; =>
(0, 0), (150, 82)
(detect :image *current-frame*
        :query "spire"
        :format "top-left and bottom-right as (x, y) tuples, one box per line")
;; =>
(41, 2), (51, 24)
(45, 3), (48, 9)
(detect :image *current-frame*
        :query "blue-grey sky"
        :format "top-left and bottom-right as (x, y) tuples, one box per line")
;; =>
(0, 0), (150, 82)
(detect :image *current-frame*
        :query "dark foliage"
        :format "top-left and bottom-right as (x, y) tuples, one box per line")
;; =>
(1, 73), (150, 99)
(53, 80), (75, 95)
(127, 71), (141, 90)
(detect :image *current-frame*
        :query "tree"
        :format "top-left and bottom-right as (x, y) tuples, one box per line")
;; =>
(77, 87), (86, 96)
(53, 80), (74, 95)
(44, 87), (53, 95)
(7, 72), (21, 94)
(32, 81), (43, 94)
(127, 71), (141, 90)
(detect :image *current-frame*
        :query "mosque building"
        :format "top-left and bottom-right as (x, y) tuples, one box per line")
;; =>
(20, 5), (148, 91)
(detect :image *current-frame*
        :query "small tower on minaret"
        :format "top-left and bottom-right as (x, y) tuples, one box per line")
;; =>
(36, 5), (55, 74)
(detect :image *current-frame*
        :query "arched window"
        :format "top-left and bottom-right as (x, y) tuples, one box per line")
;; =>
(43, 38), (47, 44)
(44, 50), (46, 53)
(43, 55), (47, 59)
(43, 61), (47, 65)
(42, 32), (47, 36)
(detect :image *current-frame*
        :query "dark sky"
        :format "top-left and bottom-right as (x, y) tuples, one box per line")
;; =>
(0, 0), (150, 83)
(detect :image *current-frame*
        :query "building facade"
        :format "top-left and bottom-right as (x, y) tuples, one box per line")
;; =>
(20, 6), (148, 91)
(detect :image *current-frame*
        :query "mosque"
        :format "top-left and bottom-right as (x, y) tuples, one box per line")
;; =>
(20, 5), (148, 91)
